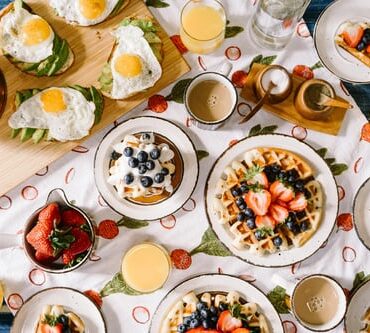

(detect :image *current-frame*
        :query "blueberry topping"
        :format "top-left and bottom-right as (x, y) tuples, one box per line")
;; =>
(200, 308), (210, 318)
(304, 188), (312, 199)
(202, 319), (213, 329)
(111, 151), (122, 160)
(287, 169), (299, 181)
(264, 164), (280, 182)
(254, 229), (264, 240)
(231, 187), (242, 197)
(294, 180), (305, 192)
(239, 203), (247, 210)
(218, 302), (228, 312)
(240, 184), (249, 193)
(128, 157), (139, 168)
(161, 167), (170, 176)
(291, 223), (301, 234)
(209, 305), (218, 315)
(288, 212), (297, 222)
(191, 311), (200, 319)
(244, 208), (255, 218)
(300, 221), (309, 231)
(237, 212), (246, 222)
(278, 171), (288, 181)
(177, 324), (186, 333)
(154, 173), (165, 183)
(58, 315), (69, 326)
(246, 218), (256, 229)
(146, 160), (155, 170)
(141, 133), (151, 140)
(236, 197), (245, 207)
(124, 173), (134, 185)
(363, 33), (370, 45)
(211, 316), (218, 324)
(196, 302), (207, 311)
(273, 236), (283, 247)
(150, 148), (161, 160)
(137, 151), (148, 163)
(286, 220), (295, 230)
(123, 147), (134, 157)
(140, 176), (153, 188)
(357, 42), (366, 51)
(138, 164), (147, 175)
(183, 316), (192, 326)
(296, 211), (307, 219)
(190, 318), (200, 328)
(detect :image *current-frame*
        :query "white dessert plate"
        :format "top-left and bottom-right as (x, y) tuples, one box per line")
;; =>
(11, 287), (106, 333)
(353, 177), (370, 251)
(149, 273), (284, 333)
(94, 116), (199, 220)
(345, 279), (370, 333)
(205, 134), (338, 267)
(314, 0), (370, 84)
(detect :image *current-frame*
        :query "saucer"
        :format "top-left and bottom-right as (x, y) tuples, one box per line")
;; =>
(353, 177), (370, 251)
(94, 116), (199, 221)
(314, 0), (370, 83)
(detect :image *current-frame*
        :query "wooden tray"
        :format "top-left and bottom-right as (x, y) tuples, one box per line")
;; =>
(0, 0), (190, 196)
(241, 63), (349, 136)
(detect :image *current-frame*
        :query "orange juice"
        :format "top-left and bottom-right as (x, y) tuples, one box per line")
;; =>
(121, 243), (171, 293)
(180, 0), (226, 54)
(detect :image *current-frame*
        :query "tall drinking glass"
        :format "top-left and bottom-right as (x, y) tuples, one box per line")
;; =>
(250, 0), (311, 50)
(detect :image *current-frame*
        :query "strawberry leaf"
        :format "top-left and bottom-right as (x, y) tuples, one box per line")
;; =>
(248, 124), (278, 136)
(190, 227), (232, 257)
(100, 273), (142, 297)
(267, 286), (290, 314)
(145, 0), (169, 8)
(116, 217), (148, 229)
(260, 55), (277, 65)
(250, 54), (263, 68)
(225, 26), (244, 38)
(196, 150), (209, 161)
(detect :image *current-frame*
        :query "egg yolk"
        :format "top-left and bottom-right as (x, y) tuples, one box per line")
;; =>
(40, 89), (66, 113)
(22, 18), (51, 46)
(115, 54), (143, 77)
(79, 0), (106, 20)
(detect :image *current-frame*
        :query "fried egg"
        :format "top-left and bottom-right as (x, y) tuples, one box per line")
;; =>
(110, 25), (162, 99)
(0, 6), (54, 63)
(8, 88), (96, 142)
(49, 0), (121, 26)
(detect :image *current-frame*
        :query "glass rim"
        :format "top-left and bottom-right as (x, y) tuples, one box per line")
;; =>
(180, 0), (226, 42)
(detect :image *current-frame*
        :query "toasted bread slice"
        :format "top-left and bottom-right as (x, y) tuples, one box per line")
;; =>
(336, 39), (370, 68)
(49, 0), (130, 26)
(98, 15), (163, 100)
(0, 1), (74, 76)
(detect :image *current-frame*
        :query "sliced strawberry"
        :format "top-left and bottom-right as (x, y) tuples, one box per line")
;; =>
(275, 199), (288, 209)
(342, 25), (364, 48)
(256, 215), (276, 229)
(269, 203), (289, 223)
(34, 250), (55, 263)
(244, 190), (271, 216)
(38, 203), (61, 227)
(270, 181), (294, 202)
(366, 44), (370, 54)
(61, 209), (86, 227)
(232, 329), (251, 333)
(39, 323), (63, 333)
(62, 228), (91, 264)
(288, 192), (307, 212)
(247, 171), (268, 188)
(217, 310), (242, 333)
(187, 329), (220, 333)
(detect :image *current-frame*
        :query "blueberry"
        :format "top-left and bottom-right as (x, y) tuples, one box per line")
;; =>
(183, 316), (192, 326)
(291, 223), (301, 234)
(240, 184), (249, 193)
(278, 171), (288, 181)
(137, 151), (148, 163)
(218, 302), (228, 312)
(141, 133), (151, 140)
(239, 203), (247, 210)
(138, 164), (147, 174)
(202, 319), (212, 329)
(287, 169), (299, 180)
(236, 197), (245, 206)
(63, 328), (71, 333)
(140, 176), (153, 188)
(146, 160), (155, 170)
(196, 302), (207, 311)
(124, 173), (134, 185)
(123, 147), (134, 157)
(191, 311), (200, 319)
(154, 173), (165, 183)
(357, 42), (366, 51)
(254, 229), (265, 240)
(209, 305), (218, 315)
(200, 309), (211, 318)
(244, 208), (255, 218)
(150, 148), (161, 160)
(363, 33), (370, 45)
(231, 187), (242, 197)
(294, 180), (305, 192)
(364, 28), (370, 37)
(273, 236), (283, 247)
(246, 218), (256, 229)
(190, 318), (200, 328)
(237, 212), (246, 221)
(296, 211), (307, 219)
(288, 212), (297, 222)
(286, 220), (295, 230)
(58, 315), (68, 326)
(161, 167), (170, 175)
(211, 316), (218, 324)
(128, 157), (139, 168)
(177, 324), (186, 333)
(111, 151), (122, 160)
(300, 221), (309, 231)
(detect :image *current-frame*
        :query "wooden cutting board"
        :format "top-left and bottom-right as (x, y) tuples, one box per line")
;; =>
(0, 0), (190, 196)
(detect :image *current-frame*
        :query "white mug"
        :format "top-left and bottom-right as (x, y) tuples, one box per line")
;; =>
(184, 62), (238, 130)
(272, 273), (347, 332)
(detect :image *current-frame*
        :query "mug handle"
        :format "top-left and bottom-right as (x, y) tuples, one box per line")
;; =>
(218, 61), (233, 77)
(272, 273), (296, 296)
(0, 234), (20, 250)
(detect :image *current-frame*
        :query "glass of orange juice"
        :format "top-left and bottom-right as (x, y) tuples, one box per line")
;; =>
(180, 0), (226, 54)
(121, 242), (171, 293)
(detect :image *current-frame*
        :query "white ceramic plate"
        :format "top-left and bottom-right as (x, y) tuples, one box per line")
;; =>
(94, 116), (199, 220)
(345, 279), (370, 333)
(149, 274), (284, 333)
(11, 287), (106, 333)
(314, 0), (370, 84)
(353, 177), (370, 251)
(205, 134), (338, 267)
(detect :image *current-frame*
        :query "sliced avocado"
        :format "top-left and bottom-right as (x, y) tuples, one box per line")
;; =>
(150, 44), (163, 63)
(20, 89), (33, 102)
(71, 85), (91, 100)
(10, 128), (21, 139)
(32, 89), (41, 96)
(98, 63), (113, 93)
(90, 87), (104, 125)
(144, 32), (161, 44)
(32, 129), (46, 144)
(121, 18), (157, 33)
(20, 128), (36, 142)
(48, 39), (69, 76)
(23, 61), (40, 72)
(15, 92), (22, 108)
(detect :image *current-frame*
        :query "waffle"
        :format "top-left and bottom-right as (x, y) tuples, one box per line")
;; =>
(160, 290), (269, 333)
(361, 308), (370, 333)
(213, 147), (323, 255)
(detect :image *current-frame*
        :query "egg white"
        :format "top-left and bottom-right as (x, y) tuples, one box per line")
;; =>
(0, 7), (54, 63)
(49, 0), (120, 26)
(110, 25), (162, 99)
(8, 88), (96, 142)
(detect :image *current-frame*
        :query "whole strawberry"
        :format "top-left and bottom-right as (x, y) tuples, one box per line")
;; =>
(26, 220), (54, 257)
(61, 209), (86, 227)
(38, 203), (61, 227)
(62, 228), (92, 264)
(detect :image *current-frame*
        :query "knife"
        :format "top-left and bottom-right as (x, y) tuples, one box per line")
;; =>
(0, 69), (6, 118)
